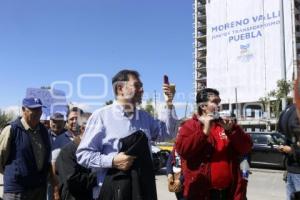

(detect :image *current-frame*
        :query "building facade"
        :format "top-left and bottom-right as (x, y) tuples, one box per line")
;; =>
(193, 0), (300, 131)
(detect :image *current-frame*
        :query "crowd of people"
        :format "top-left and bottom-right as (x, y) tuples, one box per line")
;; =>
(0, 68), (299, 200)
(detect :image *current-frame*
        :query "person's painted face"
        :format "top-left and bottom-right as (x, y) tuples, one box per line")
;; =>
(22, 107), (42, 128)
(119, 75), (144, 105)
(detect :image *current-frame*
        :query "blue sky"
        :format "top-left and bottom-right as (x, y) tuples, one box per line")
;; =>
(0, 0), (194, 117)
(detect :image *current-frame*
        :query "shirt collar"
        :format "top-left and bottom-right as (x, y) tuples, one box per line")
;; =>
(112, 100), (137, 117)
(50, 131), (57, 137)
(21, 118), (40, 132)
(65, 130), (75, 138)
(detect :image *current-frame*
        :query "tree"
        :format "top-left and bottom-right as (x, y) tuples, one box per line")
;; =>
(144, 99), (155, 117)
(260, 79), (293, 119)
(0, 109), (13, 130)
(277, 79), (292, 98)
(270, 79), (292, 118)
(259, 96), (270, 114)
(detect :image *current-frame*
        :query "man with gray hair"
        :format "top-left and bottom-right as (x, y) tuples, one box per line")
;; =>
(0, 97), (51, 200)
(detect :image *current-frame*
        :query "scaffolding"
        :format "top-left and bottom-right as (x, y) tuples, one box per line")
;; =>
(193, 0), (207, 97)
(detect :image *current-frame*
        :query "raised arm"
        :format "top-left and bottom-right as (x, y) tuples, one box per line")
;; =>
(175, 118), (210, 160)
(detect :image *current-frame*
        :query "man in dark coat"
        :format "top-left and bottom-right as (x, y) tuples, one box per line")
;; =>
(0, 97), (51, 200)
(55, 125), (97, 200)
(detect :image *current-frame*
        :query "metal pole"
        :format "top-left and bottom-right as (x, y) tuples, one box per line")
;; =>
(280, 0), (287, 109)
(280, 0), (287, 80)
(184, 101), (188, 118)
(291, 0), (298, 80)
(194, 0), (199, 105)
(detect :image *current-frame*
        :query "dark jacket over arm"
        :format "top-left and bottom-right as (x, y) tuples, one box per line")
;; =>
(56, 141), (97, 200)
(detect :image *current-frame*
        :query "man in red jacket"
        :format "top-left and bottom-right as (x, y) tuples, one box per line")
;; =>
(175, 88), (252, 200)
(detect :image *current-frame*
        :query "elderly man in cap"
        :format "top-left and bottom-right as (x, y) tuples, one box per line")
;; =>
(49, 112), (66, 144)
(48, 112), (66, 200)
(0, 97), (51, 200)
(51, 107), (83, 200)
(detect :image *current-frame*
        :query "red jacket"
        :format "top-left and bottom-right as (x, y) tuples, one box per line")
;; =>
(175, 115), (252, 200)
